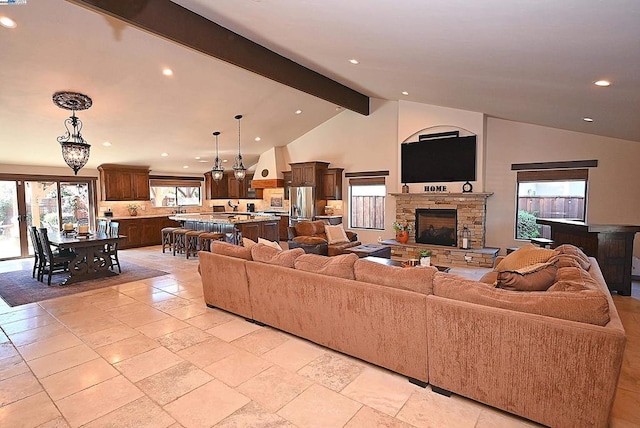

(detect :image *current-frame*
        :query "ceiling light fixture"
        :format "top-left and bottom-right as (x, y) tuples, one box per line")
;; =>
(594, 80), (610, 87)
(232, 115), (246, 181)
(295, 110), (302, 115)
(52, 91), (92, 175)
(349, 59), (359, 65)
(401, 91), (409, 96)
(162, 68), (173, 76)
(583, 117), (594, 122)
(183, 165), (189, 169)
(161, 152), (169, 157)
(102, 142), (111, 146)
(0, 16), (16, 28)
(211, 131), (225, 182)
(255, 137), (261, 141)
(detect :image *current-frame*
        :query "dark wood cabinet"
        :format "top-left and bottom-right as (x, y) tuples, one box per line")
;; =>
(537, 218), (640, 296)
(322, 168), (343, 200)
(204, 172), (262, 199)
(98, 164), (150, 201)
(227, 174), (247, 199)
(117, 216), (180, 249)
(290, 162), (329, 187)
(282, 171), (292, 200)
(204, 171), (229, 199)
(277, 214), (289, 240)
(235, 220), (280, 242)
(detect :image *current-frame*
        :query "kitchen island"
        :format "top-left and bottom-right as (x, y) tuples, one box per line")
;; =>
(169, 212), (281, 243)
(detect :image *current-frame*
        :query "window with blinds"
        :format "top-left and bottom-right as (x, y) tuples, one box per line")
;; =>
(348, 175), (386, 230)
(149, 177), (202, 207)
(515, 169), (588, 240)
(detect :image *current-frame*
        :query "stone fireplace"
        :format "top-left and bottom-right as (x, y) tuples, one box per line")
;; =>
(393, 192), (492, 249)
(415, 208), (457, 246)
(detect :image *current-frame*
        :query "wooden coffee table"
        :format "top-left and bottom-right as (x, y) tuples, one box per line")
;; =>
(363, 256), (451, 272)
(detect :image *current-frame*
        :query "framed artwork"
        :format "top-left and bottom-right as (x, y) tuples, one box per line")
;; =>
(270, 196), (283, 208)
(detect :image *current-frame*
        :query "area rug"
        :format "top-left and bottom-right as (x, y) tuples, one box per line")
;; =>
(0, 260), (169, 307)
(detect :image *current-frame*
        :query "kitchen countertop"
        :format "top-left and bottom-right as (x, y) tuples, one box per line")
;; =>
(98, 214), (179, 220)
(169, 213), (280, 224)
(315, 215), (343, 219)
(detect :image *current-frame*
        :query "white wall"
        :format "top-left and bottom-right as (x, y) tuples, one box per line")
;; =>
(484, 117), (640, 256)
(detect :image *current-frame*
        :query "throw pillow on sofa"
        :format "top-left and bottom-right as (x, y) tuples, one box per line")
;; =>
(324, 224), (350, 244)
(251, 244), (304, 268)
(495, 245), (558, 272)
(553, 244), (591, 270)
(242, 237), (257, 249)
(549, 266), (600, 292)
(497, 261), (558, 291)
(294, 253), (359, 280)
(258, 237), (283, 250)
(211, 240), (253, 260)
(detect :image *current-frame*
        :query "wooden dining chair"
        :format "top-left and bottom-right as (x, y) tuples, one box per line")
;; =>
(37, 228), (76, 285)
(96, 219), (108, 234)
(104, 221), (121, 273)
(28, 226), (45, 281)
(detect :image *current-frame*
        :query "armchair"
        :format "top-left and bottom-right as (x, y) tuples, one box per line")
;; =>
(287, 220), (360, 256)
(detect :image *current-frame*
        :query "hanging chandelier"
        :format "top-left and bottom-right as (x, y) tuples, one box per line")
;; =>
(211, 131), (225, 182)
(232, 114), (247, 181)
(52, 91), (92, 175)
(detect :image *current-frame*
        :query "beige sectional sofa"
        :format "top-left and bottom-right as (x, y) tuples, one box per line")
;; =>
(198, 241), (626, 428)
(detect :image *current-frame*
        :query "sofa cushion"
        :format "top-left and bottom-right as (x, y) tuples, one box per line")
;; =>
(251, 244), (304, 268)
(295, 220), (326, 237)
(554, 244), (591, 270)
(292, 236), (327, 245)
(258, 237), (283, 250)
(495, 245), (558, 271)
(327, 241), (362, 256)
(294, 253), (358, 280)
(497, 261), (558, 291)
(211, 240), (253, 260)
(433, 272), (610, 326)
(242, 237), (257, 249)
(324, 224), (350, 244)
(549, 266), (600, 292)
(354, 259), (436, 294)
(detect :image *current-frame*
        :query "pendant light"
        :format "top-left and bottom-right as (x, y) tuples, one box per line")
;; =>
(52, 91), (92, 175)
(211, 131), (224, 182)
(232, 114), (247, 181)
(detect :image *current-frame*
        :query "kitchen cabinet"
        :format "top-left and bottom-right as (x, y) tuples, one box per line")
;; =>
(203, 171), (229, 199)
(278, 214), (290, 240)
(98, 164), (150, 201)
(282, 171), (292, 200)
(322, 168), (343, 200)
(116, 216), (180, 249)
(235, 220), (280, 242)
(290, 162), (329, 187)
(227, 173), (247, 198)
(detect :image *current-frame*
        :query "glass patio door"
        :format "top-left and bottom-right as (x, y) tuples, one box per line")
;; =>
(0, 181), (23, 259)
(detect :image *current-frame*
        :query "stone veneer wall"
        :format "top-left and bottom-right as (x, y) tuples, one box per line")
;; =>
(393, 193), (493, 248)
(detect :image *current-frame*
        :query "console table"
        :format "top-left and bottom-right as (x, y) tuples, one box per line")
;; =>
(537, 218), (640, 296)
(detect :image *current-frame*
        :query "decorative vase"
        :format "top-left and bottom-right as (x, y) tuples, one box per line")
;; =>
(396, 230), (409, 244)
(128, 209), (138, 216)
(420, 256), (431, 267)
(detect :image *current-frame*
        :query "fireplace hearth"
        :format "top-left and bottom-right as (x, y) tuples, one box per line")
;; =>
(415, 209), (457, 246)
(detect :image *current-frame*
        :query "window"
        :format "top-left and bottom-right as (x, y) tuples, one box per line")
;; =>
(515, 169), (587, 240)
(349, 176), (385, 230)
(150, 178), (202, 207)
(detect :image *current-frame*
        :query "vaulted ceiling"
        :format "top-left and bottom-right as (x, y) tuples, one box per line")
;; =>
(1, 0), (638, 175)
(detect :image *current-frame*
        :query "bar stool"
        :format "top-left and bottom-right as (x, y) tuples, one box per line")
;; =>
(186, 230), (206, 259)
(172, 228), (191, 256)
(161, 226), (179, 253)
(199, 232), (225, 252)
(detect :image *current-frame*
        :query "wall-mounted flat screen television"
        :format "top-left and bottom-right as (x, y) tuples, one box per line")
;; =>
(401, 133), (476, 183)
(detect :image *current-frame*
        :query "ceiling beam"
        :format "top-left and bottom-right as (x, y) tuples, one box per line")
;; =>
(67, 0), (370, 115)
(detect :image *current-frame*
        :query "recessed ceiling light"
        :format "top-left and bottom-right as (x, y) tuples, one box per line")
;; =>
(401, 91), (409, 96)
(583, 117), (594, 122)
(183, 165), (189, 169)
(102, 142), (112, 147)
(349, 59), (359, 65)
(295, 110), (302, 115)
(162, 68), (173, 76)
(161, 152), (169, 157)
(222, 159), (228, 163)
(195, 156), (201, 160)
(594, 80), (610, 87)
(0, 16), (17, 29)
(198, 160), (208, 163)
(255, 137), (261, 141)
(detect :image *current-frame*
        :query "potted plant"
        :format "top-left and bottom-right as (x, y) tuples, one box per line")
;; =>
(392, 220), (412, 244)
(127, 203), (139, 216)
(419, 249), (432, 266)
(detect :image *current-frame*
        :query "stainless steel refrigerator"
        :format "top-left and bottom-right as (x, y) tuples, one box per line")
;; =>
(289, 186), (314, 223)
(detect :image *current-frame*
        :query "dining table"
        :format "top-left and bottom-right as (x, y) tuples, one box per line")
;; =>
(47, 231), (126, 285)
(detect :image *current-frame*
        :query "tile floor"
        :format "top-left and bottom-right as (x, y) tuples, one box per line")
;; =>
(0, 246), (638, 427)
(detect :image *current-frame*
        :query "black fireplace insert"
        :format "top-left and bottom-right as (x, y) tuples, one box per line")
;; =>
(415, 209), (457, 246)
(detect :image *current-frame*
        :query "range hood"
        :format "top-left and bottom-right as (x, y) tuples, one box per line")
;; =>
(251, 147), (286, 188)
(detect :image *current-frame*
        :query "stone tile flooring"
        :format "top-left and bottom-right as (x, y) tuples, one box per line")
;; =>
(0, 246), (638, 427)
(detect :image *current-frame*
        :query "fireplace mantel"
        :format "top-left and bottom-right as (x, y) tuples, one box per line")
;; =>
(390, 192), (493, 199)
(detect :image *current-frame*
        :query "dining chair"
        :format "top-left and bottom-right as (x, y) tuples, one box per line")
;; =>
(28, 226), (45, 281)
(96, 219), (108, 234)
(37, 227), (76, 285)
(104, 221), (121, 273)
